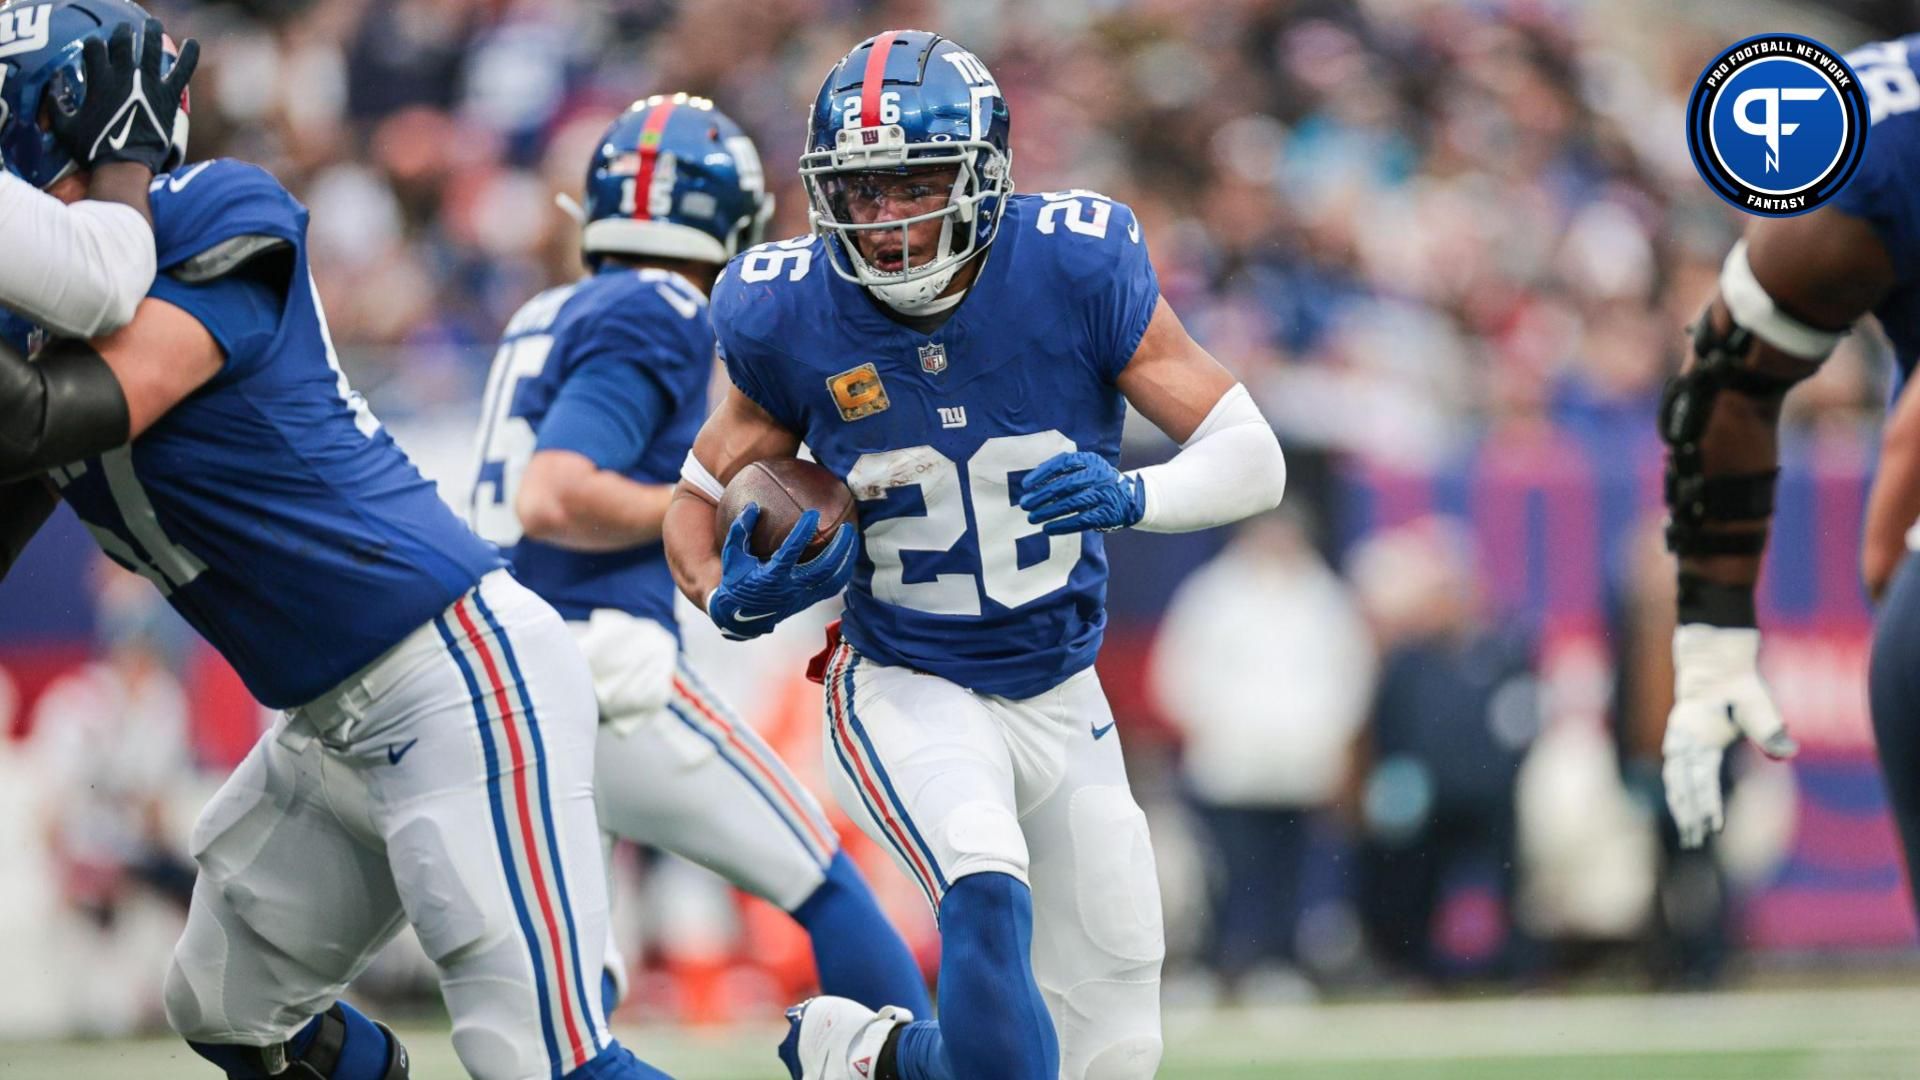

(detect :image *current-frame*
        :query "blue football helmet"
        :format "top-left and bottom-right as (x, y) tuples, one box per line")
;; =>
(573, 93), (772, 267)
(0, 0), (189, 188)
(802, 30), (1012, 312)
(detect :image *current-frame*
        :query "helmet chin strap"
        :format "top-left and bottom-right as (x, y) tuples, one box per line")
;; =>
(865, 211), (961, 313)
(871, 269), (963, 314)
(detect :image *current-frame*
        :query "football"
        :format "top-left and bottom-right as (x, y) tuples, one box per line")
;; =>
(715, 457), (858, 560)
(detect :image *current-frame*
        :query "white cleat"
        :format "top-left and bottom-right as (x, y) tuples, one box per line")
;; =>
(778, 996), (915, 1080)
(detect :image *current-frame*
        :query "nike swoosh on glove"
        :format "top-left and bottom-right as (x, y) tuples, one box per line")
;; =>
(706, 504), (858, 641)
(51, 19), (200, 173)
(1018, 451), (1145, 535)
(1662, 623), (1798, 849)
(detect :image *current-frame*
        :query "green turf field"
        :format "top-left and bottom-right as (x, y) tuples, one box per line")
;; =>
(4, 982), (1918, 1078)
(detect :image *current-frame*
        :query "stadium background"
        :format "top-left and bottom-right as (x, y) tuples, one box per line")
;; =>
(4, 0), (1920, 1075)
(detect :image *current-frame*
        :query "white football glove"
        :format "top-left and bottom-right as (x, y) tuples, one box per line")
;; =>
(1663, 624), (1798, 848)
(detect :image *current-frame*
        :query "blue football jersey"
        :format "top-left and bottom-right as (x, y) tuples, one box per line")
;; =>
(48, 159), (502, 709)
(470, 267), (713, 629)
(712, 191), (1160, 699)
(1835, 36), (1920, 386)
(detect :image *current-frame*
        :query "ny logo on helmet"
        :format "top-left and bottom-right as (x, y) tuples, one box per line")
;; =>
(0, 4), (52, 59)
(941, 49), (997, 91)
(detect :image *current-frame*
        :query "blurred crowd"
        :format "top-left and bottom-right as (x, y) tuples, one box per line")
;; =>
(143, 0), (1897, 445)
(7, 0), (1910, 1032)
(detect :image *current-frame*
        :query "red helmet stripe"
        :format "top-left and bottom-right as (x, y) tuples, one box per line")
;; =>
(630, 101), (679, 221)
(160, 33), (190, 113)
(859, 31), (899, 128)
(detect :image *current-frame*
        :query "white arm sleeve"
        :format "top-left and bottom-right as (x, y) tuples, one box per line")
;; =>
(1128, 383), (1286, 533)
(0, 171), (156, 339)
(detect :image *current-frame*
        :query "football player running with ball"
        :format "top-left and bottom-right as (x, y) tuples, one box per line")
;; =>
(1658, 35), (1920, 931)
(469, 95), (929, 1021)
(663, 30), (1286, 1080)
(0, 4), (667, 1077)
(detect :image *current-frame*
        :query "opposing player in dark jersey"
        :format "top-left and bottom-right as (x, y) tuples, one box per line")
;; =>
(0, 5), (671, 1077)
(1654, 34), (1920, 916)
(470, 94), (929, 1019)
(661, 31), (1287, 1080)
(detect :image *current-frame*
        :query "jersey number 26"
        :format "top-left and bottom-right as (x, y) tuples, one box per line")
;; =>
(848, 431), (1080, 614)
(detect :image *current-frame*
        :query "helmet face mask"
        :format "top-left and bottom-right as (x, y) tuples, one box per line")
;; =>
(802, 31), (1012, 313)
(577, 92), (770, 270)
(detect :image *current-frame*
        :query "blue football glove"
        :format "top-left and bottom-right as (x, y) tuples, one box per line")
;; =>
(1019, 451), (1146, 535)
(705, 504), (858, 640)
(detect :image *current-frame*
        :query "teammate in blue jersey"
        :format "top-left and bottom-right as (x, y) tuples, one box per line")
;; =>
(0, 2), (197, 576)
(469, 94), (929, 1020)
(661, 31), (1287, 1080)
(1653, 34), (1920, 922)
(0, 5), (670, 1079)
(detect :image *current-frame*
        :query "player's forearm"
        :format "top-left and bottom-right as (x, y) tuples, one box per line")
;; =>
(1862, 386), (1920, 601)
(1663, 291), (1822, 627)
(516, 458), (674, 553)
(0, 476), (60, 581)
(0, 171), (155, 338)
(1129, 384), (1286, 533)
(664, 484), (724, 607)
(1674, 381), (1781, 592)
(86, 162), (155, 226)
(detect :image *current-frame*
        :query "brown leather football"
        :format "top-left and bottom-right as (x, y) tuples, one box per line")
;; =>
(715, 457), (858, 560)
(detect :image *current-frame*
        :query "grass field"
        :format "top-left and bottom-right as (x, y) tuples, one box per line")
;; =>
(4, 982), (1918, 1078)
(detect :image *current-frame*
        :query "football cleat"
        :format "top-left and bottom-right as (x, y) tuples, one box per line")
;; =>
(778, 996), (914, 1080)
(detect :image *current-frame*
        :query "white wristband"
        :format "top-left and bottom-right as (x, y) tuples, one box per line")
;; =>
(679, 452), (725, 503)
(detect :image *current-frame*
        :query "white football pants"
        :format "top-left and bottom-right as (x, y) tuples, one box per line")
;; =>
(163, 571), (615, 1080)
(569, 608), (840, 1003)
(818, 641), (1166, 1080)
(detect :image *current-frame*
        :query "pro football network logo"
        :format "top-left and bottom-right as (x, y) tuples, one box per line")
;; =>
(1686, 34), (1869, 216)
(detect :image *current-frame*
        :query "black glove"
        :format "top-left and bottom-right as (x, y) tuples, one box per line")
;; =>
(51, 19), (200, 173)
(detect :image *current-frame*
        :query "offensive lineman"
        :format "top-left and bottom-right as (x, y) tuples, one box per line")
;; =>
(468, 95), (929, 1018)
(0, 12), (196, 570)
(1655, 33), (1920, 923)
(0, 4), (671, 1077)
(662, 31), (1287, 1080)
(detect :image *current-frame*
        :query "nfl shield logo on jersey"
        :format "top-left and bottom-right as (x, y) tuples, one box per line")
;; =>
(918, 342), (948, 375)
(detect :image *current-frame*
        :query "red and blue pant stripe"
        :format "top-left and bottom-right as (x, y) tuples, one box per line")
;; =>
(669, 661), (838, 873)
(826, 645), (949, 911)
(437, 593), (602, 1076)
